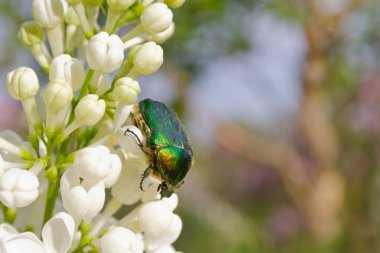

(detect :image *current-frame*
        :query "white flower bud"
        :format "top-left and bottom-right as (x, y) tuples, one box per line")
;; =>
(107, 0), (136, 10)
(165, 0), (186, 9)
(0, 168), (39, 208)
(43, 79), (73, 111)
(75, 94), (106, 126)
(141, 3), (173, 34)
(100, 227), (144, 253)
(145, 214), (182, 251)
(18, 21), (44, 47)
(64, 6), (80, 25)
(49, 54), (86, 91)
(113, 77), (141, 105)
(73, 146), (121, 186)
(150, 23), (175, 44)
(86, 32), (124, 73)
(133, 42), (163, 75)
(6, 67), (39, 101)
(61, 168), (105, 219)
(138, 200), (174, 237)
(32, 0), (68, 28)
(111, 154), (148, 205)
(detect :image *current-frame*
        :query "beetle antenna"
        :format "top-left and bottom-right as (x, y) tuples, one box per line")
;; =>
(124, 128), (143, 147)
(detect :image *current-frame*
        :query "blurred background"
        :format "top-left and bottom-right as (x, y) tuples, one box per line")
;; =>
(2, 0), (380, 252)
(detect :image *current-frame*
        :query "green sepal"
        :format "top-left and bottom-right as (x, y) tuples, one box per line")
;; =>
(20, 149), (35, 161)
(3, 206), (17, 224)
(115, 2), (144, 28)
(65, 152), (76, 164)
(98, 228), (109, 238)
(25, 225), (35, 232)
(45, 166), (58, 182)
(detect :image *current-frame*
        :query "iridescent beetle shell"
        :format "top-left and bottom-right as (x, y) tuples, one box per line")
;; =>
(130, 98), (193, 198)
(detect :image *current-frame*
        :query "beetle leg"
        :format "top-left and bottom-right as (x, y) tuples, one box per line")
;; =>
(140, 167), (151, 191)
(124, 128), (143, 147)
(157, 183), (162, 192)
(158, 182), (168, 199)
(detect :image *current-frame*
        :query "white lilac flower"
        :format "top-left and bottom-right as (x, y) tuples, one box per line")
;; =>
(43, 79), (73, 132)
(100, 226), (144, 253)
(0, 212), (75, 253)
(61, 167), (105, 220)
(138, 200), (174, 237)
(141, 3), (173, 35)
(86, 32), (124, 73)
(75, 94), (106, 126)
(63, 94), (106, 137)
(32, 0), (67, 28)
(5, 67), (41, 135)
(18, 21), (44, 47)
(32, 0), (68, 56)
(43, 79), (73, 111)
(113, 77), (141, 105)
(150, 23), (175, 44)
(144, 214), (182, 251)
(73, 145), (121, 186)
(6, 67), (39, 101)
(111, 153), (148, 205)
(49, 54), (86, 91)
(0, 168), (39, 208)
(18, 21), (51, 70)
(133, 42), (164, 75)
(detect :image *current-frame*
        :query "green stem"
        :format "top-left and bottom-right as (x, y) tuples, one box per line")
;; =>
(72, 222), (94, 253)
(76, 69), (95, 106)
(66, 69), (95, 132)
(114, 3), (143, 30)
(43, 169), (61, 224)
(43, 135), (71, 224)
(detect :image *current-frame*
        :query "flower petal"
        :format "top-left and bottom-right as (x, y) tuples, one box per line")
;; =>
(144, 215), (182, 251)
(42, 212), (75, 253)
(0, 232), (46, 253)
(0, 224), (17, 239)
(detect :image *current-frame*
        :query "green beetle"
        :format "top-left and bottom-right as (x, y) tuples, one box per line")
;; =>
(126, 98), (193, 198)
